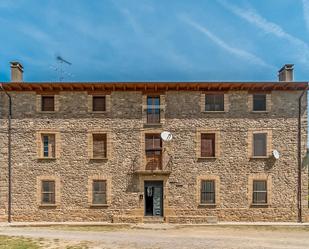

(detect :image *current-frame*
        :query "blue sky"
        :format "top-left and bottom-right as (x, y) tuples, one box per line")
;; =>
(0, 0), (309, 82)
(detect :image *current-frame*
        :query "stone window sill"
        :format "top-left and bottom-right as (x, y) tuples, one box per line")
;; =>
(250, 156), (269, 159)
(38, 157), (57, 160)
(143, 123), (163, 127)
(90, 158), (108, 161)
(198, 157), (217, 160)
(37, 111), (57, 114)
(39, 204), (57, 208)
(202, 111), (226, 113)
(250, 203), (269, 208)
(90, 204), (109, 208)
(251, 111), (269, 113)
(199, 204), (217, 208)
(89, 111), (108, 114)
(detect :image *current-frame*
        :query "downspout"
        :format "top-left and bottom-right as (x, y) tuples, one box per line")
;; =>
(297, 85), (308, 223)
(0, 83), (12, 223)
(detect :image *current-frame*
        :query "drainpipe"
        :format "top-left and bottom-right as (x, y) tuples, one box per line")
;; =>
(0, 83), (12, 223)
(297, 85), (308, 223)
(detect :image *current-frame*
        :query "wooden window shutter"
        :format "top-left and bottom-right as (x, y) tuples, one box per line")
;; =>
(201, 134), (215, 157)
(41, 96), (55, 111)
(92, 96), (106, 112)
(92, 134), (107, 158)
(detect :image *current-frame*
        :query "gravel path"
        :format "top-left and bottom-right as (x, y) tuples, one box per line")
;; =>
(0, 225), (309, 248)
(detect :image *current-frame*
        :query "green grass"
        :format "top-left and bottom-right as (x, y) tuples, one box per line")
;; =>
(0, 236), (40, 249)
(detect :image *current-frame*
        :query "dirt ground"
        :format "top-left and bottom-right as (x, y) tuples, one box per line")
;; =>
(0, 225), (309, 249)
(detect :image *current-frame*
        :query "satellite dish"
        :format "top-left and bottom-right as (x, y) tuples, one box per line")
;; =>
(161, 131), (173, 141)
(272, 150), (280, 160)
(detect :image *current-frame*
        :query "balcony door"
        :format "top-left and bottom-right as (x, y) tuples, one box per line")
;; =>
(145, 134), (162, 170)
(144, 181), (163, 216)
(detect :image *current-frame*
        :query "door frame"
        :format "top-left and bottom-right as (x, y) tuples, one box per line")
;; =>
(144, 180), (164, 217)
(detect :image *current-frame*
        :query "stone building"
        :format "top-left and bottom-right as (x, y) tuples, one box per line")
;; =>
(0, 63), (308, 223)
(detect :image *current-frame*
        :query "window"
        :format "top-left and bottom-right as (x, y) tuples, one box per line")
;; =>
(253, 133), (267, 157)
(92, 134), (107, 158)
(41, 180), (55, 205)
(201, 180), (215, 204)
(42, 134), (56, 158)
(201, 133), (215, 157)
(145, 134), (162, 170)
(92, 96), (106, 112)
(147, 96), (160, 123)
(205, 94), (224, 111)
(253, 180), (267, 204)
(253, 94), (266, 111)
(41, 96), (55, 112)
(92, 180), (107, 205)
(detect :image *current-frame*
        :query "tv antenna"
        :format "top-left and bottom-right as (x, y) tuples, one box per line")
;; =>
(50, 55), (73, 82)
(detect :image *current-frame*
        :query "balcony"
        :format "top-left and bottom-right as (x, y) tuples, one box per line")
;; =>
(134, 154), (172, 175)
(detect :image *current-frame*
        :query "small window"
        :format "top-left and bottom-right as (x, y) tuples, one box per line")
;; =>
(205, 94), (224, 111)
(253, 180), (267, 204)
(41, 96), (55, 112)
(253, 94), (266, 111)
(253, 133), (267, 157)
(92, 180), (107, 204)
(145, 134), (162, 170)
(201, 133), (215, 157)
(147, 96), (160, 123)
(92, 96), (106, 112)
(42, 134), (56, 158)
(201, 180), (215, 204)
(92, 134), (107, 158)
(41, 180), (55, 204)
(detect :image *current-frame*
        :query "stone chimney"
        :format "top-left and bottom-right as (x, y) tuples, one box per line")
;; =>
(278, 64), (294, 82)
(10, 61), (23, 82)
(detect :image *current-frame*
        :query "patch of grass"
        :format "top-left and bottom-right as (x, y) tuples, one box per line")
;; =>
(0, 235), (40, 249)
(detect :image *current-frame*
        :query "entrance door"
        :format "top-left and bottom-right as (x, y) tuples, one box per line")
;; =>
(144, 181), (163, 216)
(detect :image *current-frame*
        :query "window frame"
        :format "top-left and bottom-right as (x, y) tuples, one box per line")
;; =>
(253, 133), (267, 157)
(41, 180), (56, 205)
(146, 96), (161, 124)
(252, 180), (267, 204)
(37, 176), (60, 207)
(37, 131), (60, 159)
(92, 96), (106, 112)
(41, 134), (56, 158)
(142, 94), (165, 126)
(248, 130), (272, 159)
(145, 133), (162, 170)
(92, 180), (107, 205)
(205, 94), (224, 112)
(41, 95), (55, 112)
(248, 175), (271, 207)
(253, 94), (267, 112)
(88, 176), (111, 207)
(200, 133), (216, 158)
(249, 92), (271, 113)
(197, 175), (220, 206)
(88, 130), (111, 160)
(92, 133), (107, 159)
(200, 180), (216, 204)
(196, 130), (220, 159)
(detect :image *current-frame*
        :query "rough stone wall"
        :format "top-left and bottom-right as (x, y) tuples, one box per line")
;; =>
(0, 90), (308, 222)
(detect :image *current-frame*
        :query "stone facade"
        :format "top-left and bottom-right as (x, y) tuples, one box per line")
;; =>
(0, 85), (308, 223)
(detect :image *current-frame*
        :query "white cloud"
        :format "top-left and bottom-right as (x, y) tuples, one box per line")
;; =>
(180, 15), (274, 69)
(303, 0), (309, 33)
(218, 0), (309, 64)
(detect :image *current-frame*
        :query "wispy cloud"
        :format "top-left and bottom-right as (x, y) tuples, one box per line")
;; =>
(218, 0), (309, 64)
(180, 15), (273, 69)
(303, 0), (309, 33)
